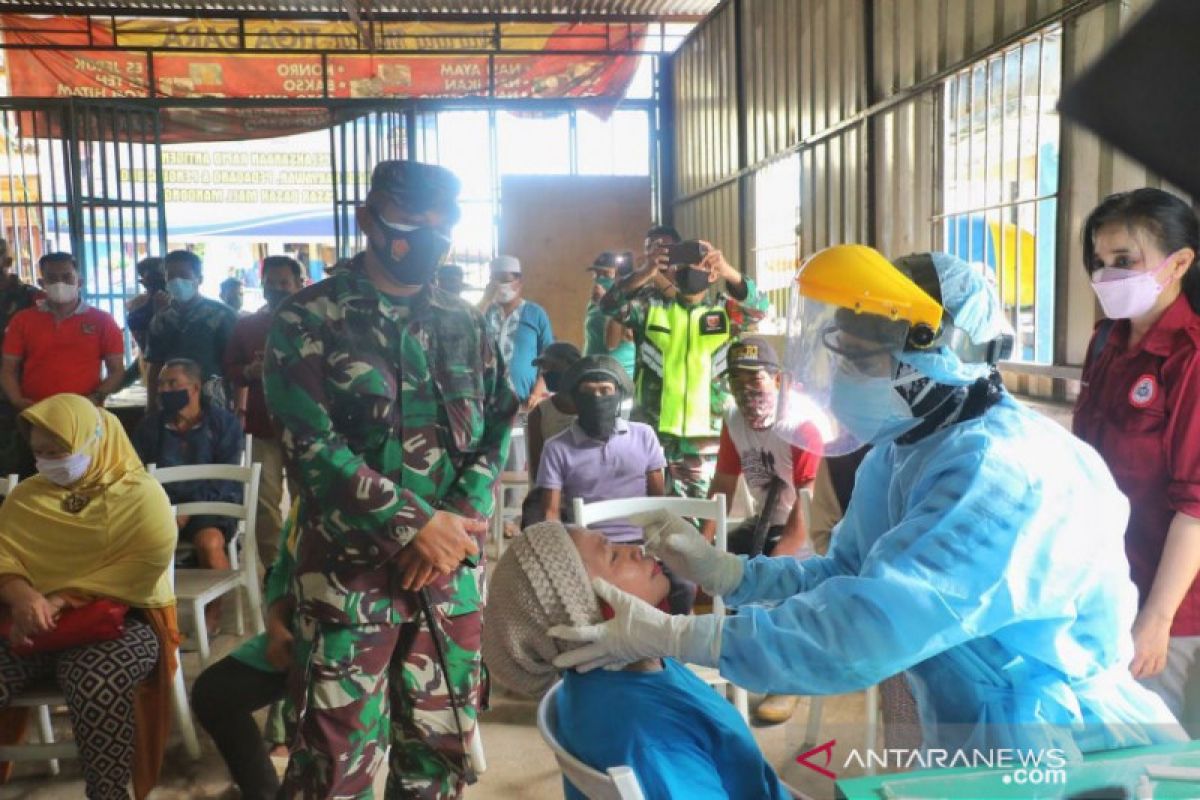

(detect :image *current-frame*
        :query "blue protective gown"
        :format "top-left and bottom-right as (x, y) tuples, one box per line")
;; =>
(721, 394), (1186, 756)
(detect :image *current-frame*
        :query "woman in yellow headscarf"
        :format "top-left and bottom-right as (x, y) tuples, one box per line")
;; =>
(0, 393), (179, 799)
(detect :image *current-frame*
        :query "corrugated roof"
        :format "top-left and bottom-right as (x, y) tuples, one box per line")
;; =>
(0, 0), (718, 19)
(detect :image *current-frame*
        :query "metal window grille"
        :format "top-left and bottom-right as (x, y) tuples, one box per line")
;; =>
(935, 25), (1062, 364)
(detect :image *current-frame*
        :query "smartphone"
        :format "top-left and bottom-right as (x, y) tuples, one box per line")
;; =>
(665, 240), (705, 266)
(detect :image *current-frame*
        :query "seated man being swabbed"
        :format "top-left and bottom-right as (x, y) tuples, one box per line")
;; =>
(482, 521), (789, 799)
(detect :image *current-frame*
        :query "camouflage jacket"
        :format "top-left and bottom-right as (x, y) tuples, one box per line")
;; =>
(264, 257), (517, 625)
(146, 295), (237, 380)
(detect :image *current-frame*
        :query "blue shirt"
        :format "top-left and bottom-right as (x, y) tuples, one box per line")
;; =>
(484, 300), (553, 402)
(132, 403), (244, 506)
(557, 658), (789, 800)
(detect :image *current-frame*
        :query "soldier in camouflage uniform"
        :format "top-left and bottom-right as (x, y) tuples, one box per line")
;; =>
(600, 239), (767, 500)
(264, 160), (517, 799)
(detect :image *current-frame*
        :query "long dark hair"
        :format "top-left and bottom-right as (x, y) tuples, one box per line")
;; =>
(1082, 187), (1200, 314)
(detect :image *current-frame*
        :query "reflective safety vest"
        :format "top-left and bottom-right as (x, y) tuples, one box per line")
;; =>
(637, 301), (732, 438)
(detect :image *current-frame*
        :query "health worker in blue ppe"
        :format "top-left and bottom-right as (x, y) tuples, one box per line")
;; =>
(550, 246), (1186, 757)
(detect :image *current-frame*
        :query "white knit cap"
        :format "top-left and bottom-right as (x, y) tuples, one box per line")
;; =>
(489, 254), (521, 276)
(482, 521), (601, 697)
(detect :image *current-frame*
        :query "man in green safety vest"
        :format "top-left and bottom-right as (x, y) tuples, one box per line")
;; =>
(599, 239), (768, 499)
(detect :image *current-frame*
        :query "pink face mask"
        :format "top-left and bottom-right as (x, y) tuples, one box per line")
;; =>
(1089, 254), (1176, 320)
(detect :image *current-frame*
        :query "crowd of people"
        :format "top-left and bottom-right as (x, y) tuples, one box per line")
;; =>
(0, 156), (1195, 800)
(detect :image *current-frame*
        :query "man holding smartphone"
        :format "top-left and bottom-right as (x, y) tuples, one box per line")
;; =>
(598, 234), (767, 502)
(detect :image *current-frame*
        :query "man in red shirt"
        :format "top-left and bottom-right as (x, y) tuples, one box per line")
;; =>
(1, 252), (125, 414)
(224, 255), (305, 567)
(702, 336), (820, 725)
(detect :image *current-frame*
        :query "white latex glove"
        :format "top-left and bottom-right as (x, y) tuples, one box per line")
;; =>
(549, 578), (722, 673)
(630, 509), (745, 597)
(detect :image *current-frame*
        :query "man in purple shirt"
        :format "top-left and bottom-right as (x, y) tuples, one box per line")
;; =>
(538, 355), (694, 611)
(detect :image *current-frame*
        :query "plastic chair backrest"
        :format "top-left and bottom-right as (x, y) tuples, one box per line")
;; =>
(536, 681), (646, 800)
(573, 494), (727, 614)
(151, 462), (262, 577)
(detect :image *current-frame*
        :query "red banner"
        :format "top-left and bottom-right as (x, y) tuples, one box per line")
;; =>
(1, 15), (645, 141)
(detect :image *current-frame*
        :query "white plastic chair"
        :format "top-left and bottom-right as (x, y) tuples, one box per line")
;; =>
(490, 424), (528, 560)
(154, 429), (253, 617)
(537, 681), (645, 800)
(150, 462), (264, 668)
(0, 548), (203, 772)
(572, 494), (750, 721)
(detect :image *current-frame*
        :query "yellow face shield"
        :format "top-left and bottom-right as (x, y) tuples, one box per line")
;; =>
(797, 244), (945, 345)
(774, 246), (946, 457)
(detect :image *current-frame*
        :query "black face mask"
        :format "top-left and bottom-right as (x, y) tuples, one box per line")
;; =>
(368, 207), (452, 286)
(144, 275), (166, 293)
(543, 371), (563, 393)
(674, 266), (710, 295)
(574, 392), (622, 440)
(159, 388), (190, 415)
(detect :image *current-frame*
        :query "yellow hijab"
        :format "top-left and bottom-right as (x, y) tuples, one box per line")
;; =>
(0, 394), (175, 608)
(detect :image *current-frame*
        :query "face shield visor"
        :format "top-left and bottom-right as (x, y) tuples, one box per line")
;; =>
(774, 245), (946, 456)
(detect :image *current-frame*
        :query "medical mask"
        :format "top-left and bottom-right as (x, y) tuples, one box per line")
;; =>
(674, 266), (710, 295)
(574, 392), (622, 440)
(368, 207), (451, 286)
(36, 452), (92, 487)
(594, 275), (614, 291)
(159, 388), (190, 415)
(43, 282), (78, 304)
(495, 283), (520, 304)
(167, 278), (197, 303)
(735, 387), (776, 429)
(1089, 255), (1175, 320)
(829, 369), (921, 446)
(543, 371), (563, 393)
(264, 287), (291, 309)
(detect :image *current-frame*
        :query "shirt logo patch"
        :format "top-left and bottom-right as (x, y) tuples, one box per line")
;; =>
(1129, 374), (1158, 408)
(699, 312), (727, 335)
(80, 323), (96, 335)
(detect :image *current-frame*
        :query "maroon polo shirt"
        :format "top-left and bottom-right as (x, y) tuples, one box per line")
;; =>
(224, 308), (276, 439)
(1073, 294), (1200, 635)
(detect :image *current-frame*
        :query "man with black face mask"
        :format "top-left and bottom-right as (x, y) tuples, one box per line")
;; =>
(262, 160), (518, 798)
(599, 236), (768, 502)
(536, 355), (699, 613)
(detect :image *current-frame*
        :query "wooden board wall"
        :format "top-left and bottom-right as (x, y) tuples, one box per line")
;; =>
(499, 175), (652, 349)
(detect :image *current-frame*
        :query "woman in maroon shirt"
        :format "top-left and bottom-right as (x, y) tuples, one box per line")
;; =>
(1073, 188), (1200, 731)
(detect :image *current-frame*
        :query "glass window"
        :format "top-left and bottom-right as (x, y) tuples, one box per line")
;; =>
(938, 25), (1062, 364)
(496, 111), (570, 175)
(430, 110), (493, 200)
(751, 153), (801, 334)
(577, 109), (649, 175)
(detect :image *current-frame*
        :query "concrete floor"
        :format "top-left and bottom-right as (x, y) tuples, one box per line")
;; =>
(1, 628), (876, 799)
(1, 533), (877, 799)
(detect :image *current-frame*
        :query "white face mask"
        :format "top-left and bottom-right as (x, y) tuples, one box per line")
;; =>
(44, 282), (79, 304)
(36, 452), (92, 487)
(495, 284), (520, 304)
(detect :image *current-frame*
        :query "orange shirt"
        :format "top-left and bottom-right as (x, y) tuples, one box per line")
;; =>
(3, 301), (124, 400)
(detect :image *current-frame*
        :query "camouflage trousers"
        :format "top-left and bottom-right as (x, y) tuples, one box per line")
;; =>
(281, 602), (483, 799)
(660, 434), (719, 500)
